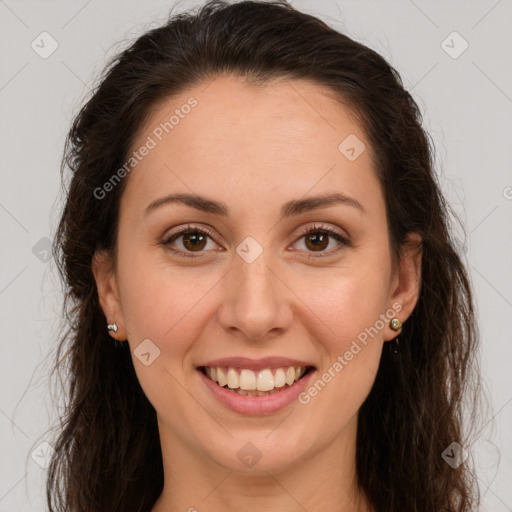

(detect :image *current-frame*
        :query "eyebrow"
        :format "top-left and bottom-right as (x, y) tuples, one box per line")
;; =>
(144, 191), (365, 218)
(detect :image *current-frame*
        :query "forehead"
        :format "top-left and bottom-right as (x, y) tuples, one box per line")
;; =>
(121, 74), (380, 217)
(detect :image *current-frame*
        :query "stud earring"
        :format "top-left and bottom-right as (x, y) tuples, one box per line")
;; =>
(107, 323), (124, 348)
(390, 318), (402, 332)
(107, 323), (118, 333)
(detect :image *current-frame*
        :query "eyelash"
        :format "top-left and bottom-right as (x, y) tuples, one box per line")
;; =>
(160, 223), (352, 259)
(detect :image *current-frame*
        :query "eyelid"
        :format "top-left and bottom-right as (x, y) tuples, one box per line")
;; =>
(164, 223), (216, 240)
(297, 223), (350, 242)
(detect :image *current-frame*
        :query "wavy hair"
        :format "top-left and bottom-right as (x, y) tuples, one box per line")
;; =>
(44, 1), (484, 510)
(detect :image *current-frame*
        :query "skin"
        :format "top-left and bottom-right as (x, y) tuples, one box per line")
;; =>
(93, 75), (422, 512)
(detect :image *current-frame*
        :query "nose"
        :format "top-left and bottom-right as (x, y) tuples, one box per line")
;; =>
(217, 248), (294, 342)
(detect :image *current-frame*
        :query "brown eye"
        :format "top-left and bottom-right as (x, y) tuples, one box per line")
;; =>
(181, 231), (207, 251)
(304, 232), (329, 252)
(161, 225), (218, 258)
(294, 224), (351, 257)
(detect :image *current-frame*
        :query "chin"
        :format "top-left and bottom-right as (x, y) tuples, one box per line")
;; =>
(200, 428), (315, 475)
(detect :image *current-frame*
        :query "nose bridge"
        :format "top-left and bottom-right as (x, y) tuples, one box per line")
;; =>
(237, 245), (275, 298)
(219, 240), (292, 340)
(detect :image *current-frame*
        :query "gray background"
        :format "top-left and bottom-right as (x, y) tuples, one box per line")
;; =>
(0, 0), (511, 510)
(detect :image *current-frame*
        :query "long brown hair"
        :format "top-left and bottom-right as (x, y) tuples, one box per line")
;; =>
(44, 1), (484, 510)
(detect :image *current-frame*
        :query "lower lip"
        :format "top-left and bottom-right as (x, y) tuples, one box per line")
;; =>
(198, 368), (315, 415)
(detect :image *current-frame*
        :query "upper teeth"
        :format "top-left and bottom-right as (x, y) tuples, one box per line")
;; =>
(204, 366), (307, 392)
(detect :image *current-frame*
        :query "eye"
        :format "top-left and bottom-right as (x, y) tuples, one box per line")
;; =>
(160, 224), (219, 258)
(160, 223), (352, 259)
(293, 224), (352, 257)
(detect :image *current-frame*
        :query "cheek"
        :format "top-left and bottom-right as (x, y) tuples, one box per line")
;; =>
(117, 248), (220, 353)
(116, 252), (219, 409)
(294, 263), (391, 348)
(294, 272), (387, 437)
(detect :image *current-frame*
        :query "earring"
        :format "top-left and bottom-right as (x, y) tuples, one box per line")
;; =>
(107, 323), (118, 333)
(390, 318), (402, 332)
(107, 323), (124, 348)
(389, 318), (402, 354)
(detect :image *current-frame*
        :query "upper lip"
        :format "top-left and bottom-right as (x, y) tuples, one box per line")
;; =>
(198, 357), (316, 372)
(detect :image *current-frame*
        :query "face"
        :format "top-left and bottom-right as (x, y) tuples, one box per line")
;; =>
(93, 75), (421, 476)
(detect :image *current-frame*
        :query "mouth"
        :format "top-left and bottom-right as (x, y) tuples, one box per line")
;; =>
(198, 365), (315, 397)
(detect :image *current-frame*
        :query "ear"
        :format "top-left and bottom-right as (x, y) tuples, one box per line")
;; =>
(91, 249), (128, 341)
(384, 232), (422, 341)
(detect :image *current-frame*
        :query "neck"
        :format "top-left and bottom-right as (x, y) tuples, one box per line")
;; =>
(151, 415), (373, 512)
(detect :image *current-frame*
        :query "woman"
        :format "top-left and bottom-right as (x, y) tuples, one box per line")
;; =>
(46, 1), (483, 510)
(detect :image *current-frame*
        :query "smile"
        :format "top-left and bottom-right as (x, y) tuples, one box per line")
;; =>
(200, 365), (312, 396)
